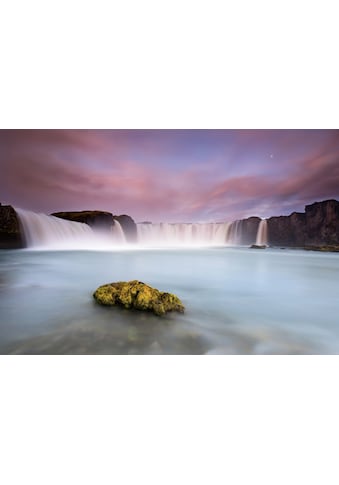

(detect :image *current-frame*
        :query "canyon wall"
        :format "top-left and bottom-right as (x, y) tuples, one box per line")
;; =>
(265, 200), (339, 247)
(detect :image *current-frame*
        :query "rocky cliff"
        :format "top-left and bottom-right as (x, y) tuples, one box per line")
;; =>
(0, 205), (24, 249)
(265, 200), (339, 247)
(238, 216), (261, 245)
(52, 211), (138, 242)
(113, 215), (138, 243)
(52, 210), (115, 230)
(267, 212), (306, 246)
(304, 200), (339, 245)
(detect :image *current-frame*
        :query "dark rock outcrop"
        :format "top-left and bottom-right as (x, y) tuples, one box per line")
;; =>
(304, 200), (339, 245)
(52, 211), (138, 242)
(267, 212), (306, 247)
(52, 210), (115, 230)
(113, 215), (137, 243)
(265, 200), (339, 247)
(239, 217), (261, 245)
(0, 205), (24, 249)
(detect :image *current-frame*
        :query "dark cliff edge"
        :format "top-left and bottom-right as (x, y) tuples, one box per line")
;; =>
(52, 211), (138, 242)
(265, 200), (339, 247)
(267, 212), (306, 247)
(113, 215), (138, 242)
(0, 205), (24, 249)
(238, 216), (261, 245)
(52, 210), (115, 230)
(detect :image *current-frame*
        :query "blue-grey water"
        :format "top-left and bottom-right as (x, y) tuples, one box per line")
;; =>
(0, 247), (338, 354)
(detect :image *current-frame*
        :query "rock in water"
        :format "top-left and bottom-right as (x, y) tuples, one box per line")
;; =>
(250, 244), (267, 249)
(93, 280), (185, 316)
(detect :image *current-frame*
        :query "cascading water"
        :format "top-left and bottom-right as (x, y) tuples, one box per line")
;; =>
(256, 219), (268, 246)
(227, 220), (244, 245)
(137, 222), (232, 246)
(15, 208), (253, 249)
(15, 208), (126, 249)
(112, 220), (126, 244)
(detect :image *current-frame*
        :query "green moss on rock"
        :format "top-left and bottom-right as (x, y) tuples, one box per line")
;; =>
(93, 280), (185, 316)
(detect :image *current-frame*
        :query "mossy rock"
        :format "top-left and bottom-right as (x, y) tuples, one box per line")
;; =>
(93, 280), (185, 316)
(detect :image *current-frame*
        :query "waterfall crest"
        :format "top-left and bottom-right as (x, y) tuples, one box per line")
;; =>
(15, 208), (262, 249)
(137, 222), (233, 246)
(15, 208), (126, 249)
(256, 219), (268, 246)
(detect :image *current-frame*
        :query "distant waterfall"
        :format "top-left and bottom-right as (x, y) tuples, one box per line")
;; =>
(227, 220), (244, 245)
(15, 208), (126, 249)
(256, 219), (268, 246)
(15, 208), (257, 249)
(137, 222), (233, 246)
(112, 220), (126, 244)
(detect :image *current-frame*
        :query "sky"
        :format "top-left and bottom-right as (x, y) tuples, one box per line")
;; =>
(1, 129), (339, 223)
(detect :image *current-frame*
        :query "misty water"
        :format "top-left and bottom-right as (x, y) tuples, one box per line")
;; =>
(0, 247), (338, 354)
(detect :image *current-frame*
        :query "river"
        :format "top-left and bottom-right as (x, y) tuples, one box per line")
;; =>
(0, 247), (338, 354)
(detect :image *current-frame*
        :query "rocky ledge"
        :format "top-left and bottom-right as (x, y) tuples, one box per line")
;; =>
(266, 199), (339, 247)
(52, 210), (114, 229)
(52, 211), (137, 242)
(93, 280), (185, 316)
(303, 245), (339, 253)
(0, 204), (24, 249)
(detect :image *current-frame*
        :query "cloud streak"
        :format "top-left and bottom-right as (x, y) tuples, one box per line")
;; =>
(1, 129), (339, 222)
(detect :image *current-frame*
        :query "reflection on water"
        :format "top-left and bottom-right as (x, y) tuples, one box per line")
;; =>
(0, 247), (338, 354)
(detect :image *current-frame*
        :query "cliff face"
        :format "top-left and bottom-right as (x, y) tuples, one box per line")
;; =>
(239, 217), (261, 245)
(113, 215), (138, 243)
(52, 211), (138, 242)
(265, 200), (339, 247)
(267, 212), (306, 247)
(52, 211), (115, 230)
(0, 205), (24, 249)
(305, 200), (339, 245)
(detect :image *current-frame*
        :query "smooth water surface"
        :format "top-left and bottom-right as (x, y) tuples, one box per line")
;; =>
(0, 247), (338, 354)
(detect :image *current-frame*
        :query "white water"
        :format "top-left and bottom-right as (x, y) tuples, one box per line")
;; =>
(15, 209), (257, 249)
(256, 219), (268, 246)
(137, 222), (234, 246)
(15, 208), (126, 250)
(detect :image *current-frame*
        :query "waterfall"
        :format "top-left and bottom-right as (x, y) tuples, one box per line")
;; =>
(256, 219), (268, 246)
(137, 222), (232, 246)
(111, 220), (126, 244)
(15, 208), (251, 249)
(226, 220), (244, 245)
(15, 208), (126, 249)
